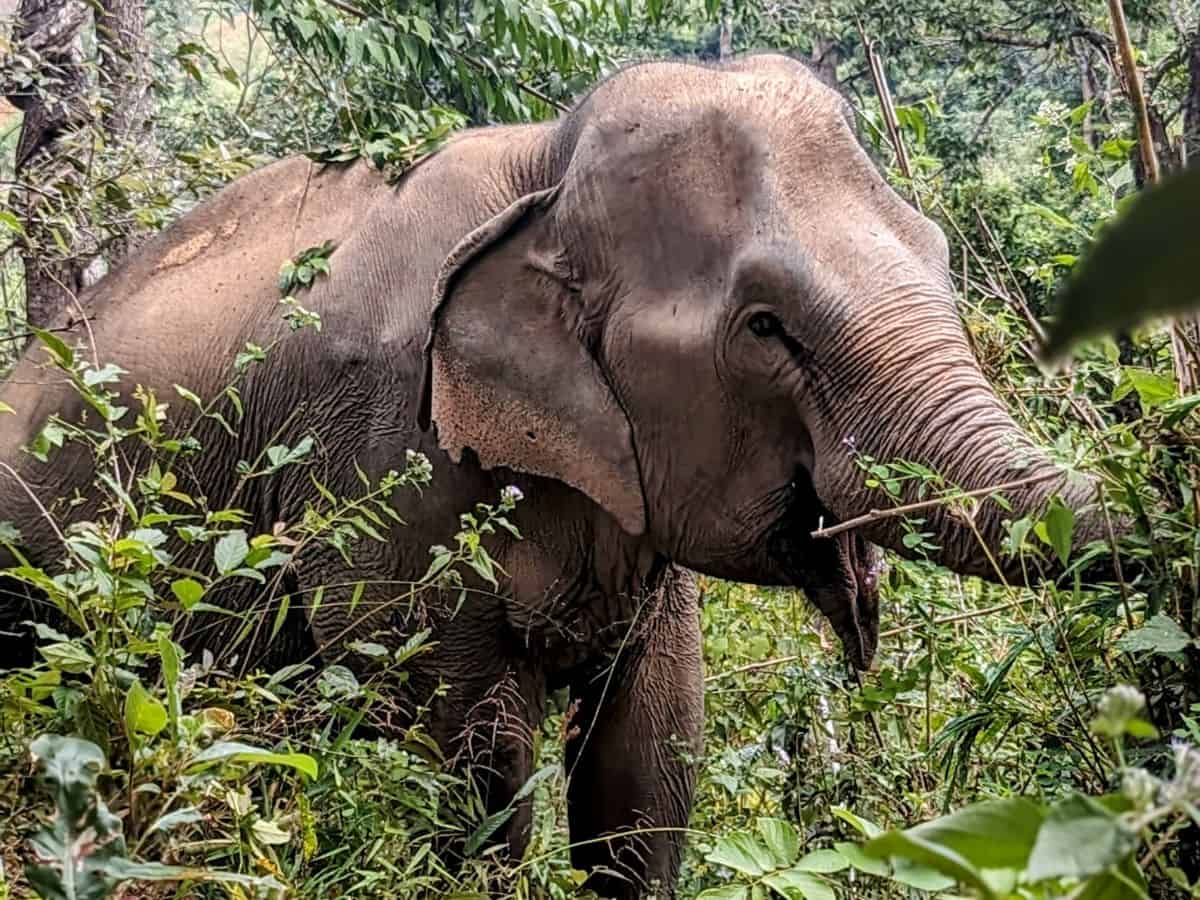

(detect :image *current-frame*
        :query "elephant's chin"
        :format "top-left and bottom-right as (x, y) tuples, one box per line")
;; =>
(805, 529), (883, 670)
(766, 479), (884, 670)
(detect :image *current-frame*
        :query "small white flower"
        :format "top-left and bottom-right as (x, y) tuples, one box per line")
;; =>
(1121, 767), (1160, 811)
(502, 485), (524, 504)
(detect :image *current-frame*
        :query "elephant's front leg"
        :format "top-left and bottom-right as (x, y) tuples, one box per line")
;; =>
(451, 663), (546, 858)
(565, 573), (704, 899)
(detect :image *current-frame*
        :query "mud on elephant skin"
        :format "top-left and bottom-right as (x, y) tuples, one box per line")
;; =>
(1, 53), (1121, 897)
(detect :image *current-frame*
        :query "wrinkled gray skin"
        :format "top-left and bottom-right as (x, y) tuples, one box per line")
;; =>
(1, 56), (1109, 897)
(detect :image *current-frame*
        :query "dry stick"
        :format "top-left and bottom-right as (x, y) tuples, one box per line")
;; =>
(972, 205), (1044, 343)
(810, 471), (1066, 540)
(940, 202), (1110, 433)
(857, 22), (921, 210)
(1098, 481), (1137, 632)
(1107, 0), (1160, 184)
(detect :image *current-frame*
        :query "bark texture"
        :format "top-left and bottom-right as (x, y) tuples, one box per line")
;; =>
(6, 0), (92, 330)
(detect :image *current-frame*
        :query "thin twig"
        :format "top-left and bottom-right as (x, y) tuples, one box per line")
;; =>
(1098, 482), (1136, 631)
(810, 471), (1066, 540)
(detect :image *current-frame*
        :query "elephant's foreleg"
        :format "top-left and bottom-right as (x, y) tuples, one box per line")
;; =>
(453, 667), (545, 859)
(564, 573), (704, 899)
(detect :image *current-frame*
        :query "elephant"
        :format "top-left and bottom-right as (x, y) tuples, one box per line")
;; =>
(1, 54), (1116, 897)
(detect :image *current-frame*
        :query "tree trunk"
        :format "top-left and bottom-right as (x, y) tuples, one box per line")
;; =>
(1075, 39), (1097, 148)
(1169, 31), (1200, 395)
(6, 0), (92, 332)
(95, 0), (150, 266)
(718, 5), (732, 61)
(1184, 30), (1200, 168)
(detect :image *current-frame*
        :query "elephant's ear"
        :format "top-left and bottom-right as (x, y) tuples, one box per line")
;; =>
(419, 186), (647, 536)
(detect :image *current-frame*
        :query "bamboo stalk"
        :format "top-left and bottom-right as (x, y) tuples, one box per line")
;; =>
(857, 22), (921, 210)
(1106, 0), (1160, 184)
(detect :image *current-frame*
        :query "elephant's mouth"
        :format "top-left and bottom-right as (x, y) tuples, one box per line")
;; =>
(766, 473), (884, 670)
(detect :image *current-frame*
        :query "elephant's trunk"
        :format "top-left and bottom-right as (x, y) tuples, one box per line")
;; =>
(809, 296), (1112, 583)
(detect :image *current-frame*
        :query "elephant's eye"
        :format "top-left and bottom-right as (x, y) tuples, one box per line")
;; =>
(747, 311), (783, 338)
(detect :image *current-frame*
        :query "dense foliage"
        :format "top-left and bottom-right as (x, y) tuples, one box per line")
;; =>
(2, 0), (1200, 898)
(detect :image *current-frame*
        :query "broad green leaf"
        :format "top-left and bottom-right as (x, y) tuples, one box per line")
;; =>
(124, 681), (168, 737)
(1037, 497), (1075, 567)
(864, 830), (996, 899)
(890, 859), (957, 891)
(756, 817), (800, 867)
(188, 741), (318, 779)
(762, 869), (835, 900)
(26, 735), (125, 900)
(696, 887), (749, 900)
(1025, 795), (1137, 882)
(1116, 613), (1195, 656)
(830, 806), (882, 838)
(895, 798), (1044, 871)
(39, 641), (94, 674)
(790, 850), (848, 874)
(707, 831), (776, 877)
(171, 577), (204, 609)
(1113, 367), (1177, 413)
(214, 530), (249, 575)
(1072, 856), (1150, 900)
(31, 327), (74, 367)
(1041, 166), (1200, 363)
(834, 841), (889, 876)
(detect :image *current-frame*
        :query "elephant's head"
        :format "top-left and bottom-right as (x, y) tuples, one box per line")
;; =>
(420, 55), (1108, 669)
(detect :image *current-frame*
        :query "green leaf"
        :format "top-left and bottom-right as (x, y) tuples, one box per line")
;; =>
(1041, 166), (1200, 362)
(1072, 856), (1150, 900)
(26, 736), (125, 900)
(707, 831), (776, 877)
(1025, 794), (1138, 882)
(834, 842), (889, 876)
(125, 681), (168, 737)
(1116, 613), (1196, 655)
(0, 208), (25, 236)
(463, 807), (515, 856)
(214, 530), (249, 575)
(864, 830), (997, 899)
(1038, 497), (1075, 567)
(38, 641), (95, 674)
(756, 818), (800, 866)
(251, 819), (292, 846)
(762, 869), (835, 900)
(790, 850), (848, 874)
(696, 887), (749, 900)
(188, 741), (318, 779)
(1113, 367), (1178, 413)
(830, 806), (882, 838)
(146, 807), (205, 836)
(890, 859), (957, 891)
(513, 764), (560, 802)
(159, 634), (182, 735)
(898, 798), (1044, 871)
(171, 577), (205, 609)
(31, 328), (74, 368)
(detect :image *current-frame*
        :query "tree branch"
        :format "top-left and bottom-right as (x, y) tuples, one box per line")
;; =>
(810, 471), (1066, 541)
